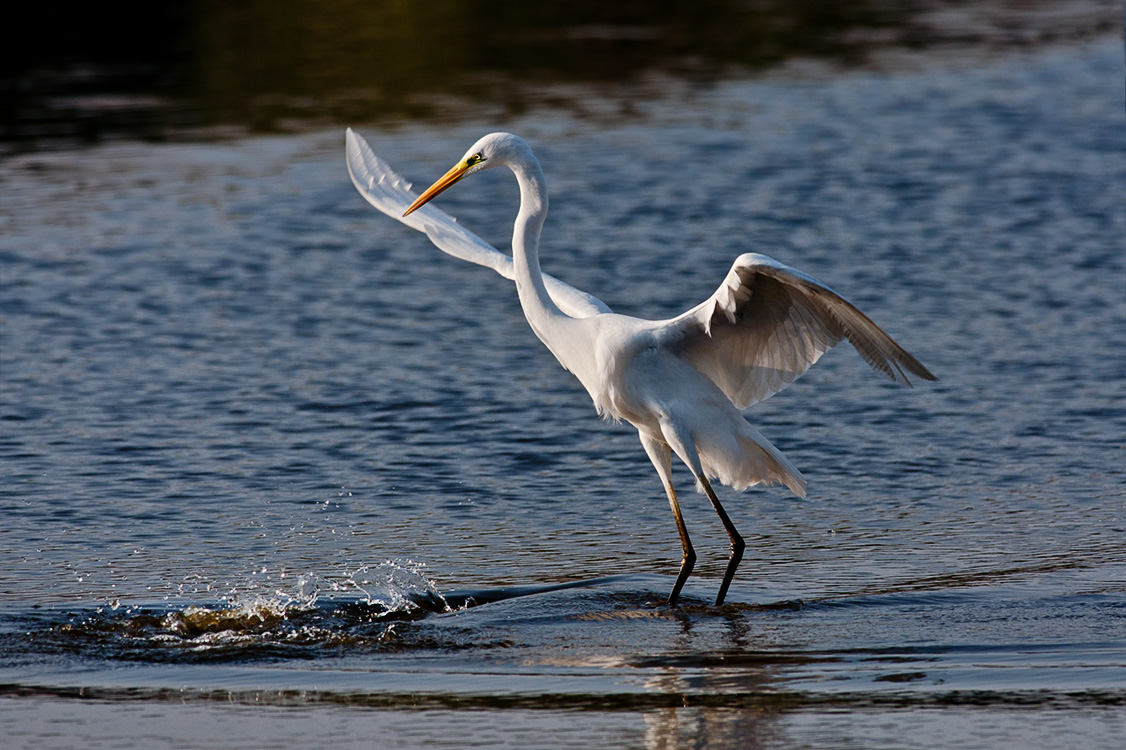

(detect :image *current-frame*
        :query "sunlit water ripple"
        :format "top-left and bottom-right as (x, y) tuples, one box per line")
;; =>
(1, 38), (1124, 750)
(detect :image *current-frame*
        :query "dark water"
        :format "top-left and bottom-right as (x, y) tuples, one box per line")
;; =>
(5, 1), (1118, 152)
(2, 37), (1124, 749)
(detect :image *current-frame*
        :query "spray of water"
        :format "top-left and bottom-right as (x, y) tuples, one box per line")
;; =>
(49, 559), (449, 656)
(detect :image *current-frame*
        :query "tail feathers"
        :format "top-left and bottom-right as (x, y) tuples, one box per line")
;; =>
(697, 424), (807, 497)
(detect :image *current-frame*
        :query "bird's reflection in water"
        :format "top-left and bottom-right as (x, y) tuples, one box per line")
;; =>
(635, 603), (795, 749)
(641, 666), (783, 750)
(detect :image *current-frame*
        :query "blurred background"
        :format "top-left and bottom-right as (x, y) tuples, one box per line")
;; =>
(2, 0), (1117, 154)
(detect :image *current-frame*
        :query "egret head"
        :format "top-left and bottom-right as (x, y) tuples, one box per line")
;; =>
(403, 132), (531, 217)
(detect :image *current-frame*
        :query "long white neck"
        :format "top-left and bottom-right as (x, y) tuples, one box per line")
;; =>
(509, 157), (569, 342)
(503, 146), (604, 408)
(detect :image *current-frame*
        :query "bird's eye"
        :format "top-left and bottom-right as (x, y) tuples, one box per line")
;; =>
(468, 152), (485, 166)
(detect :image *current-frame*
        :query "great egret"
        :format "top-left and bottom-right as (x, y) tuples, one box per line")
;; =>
(346, 129), (936, 606)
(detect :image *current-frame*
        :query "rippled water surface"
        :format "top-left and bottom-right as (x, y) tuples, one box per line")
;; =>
(1, 39), (1124, 749)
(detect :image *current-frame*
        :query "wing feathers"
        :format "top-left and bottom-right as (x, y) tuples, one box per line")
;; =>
(346, 129), (612, 319)
(670, 253), (935, 408)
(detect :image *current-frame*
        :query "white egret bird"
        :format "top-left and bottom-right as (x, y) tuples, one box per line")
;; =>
(346, 129), (936, 606)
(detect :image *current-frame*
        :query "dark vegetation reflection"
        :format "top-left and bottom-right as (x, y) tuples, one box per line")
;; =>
(4, 0), (1114, 151)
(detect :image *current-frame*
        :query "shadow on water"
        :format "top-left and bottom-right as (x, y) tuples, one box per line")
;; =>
(1, 573), (811, 663)
(5, 559), (1120, 670)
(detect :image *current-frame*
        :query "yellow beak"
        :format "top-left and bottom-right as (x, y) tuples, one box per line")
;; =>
(403, 161), (471, 217)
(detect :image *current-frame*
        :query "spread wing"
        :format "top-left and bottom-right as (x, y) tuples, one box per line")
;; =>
(346, 129), (612, 319)
(662, 253), (937, 409)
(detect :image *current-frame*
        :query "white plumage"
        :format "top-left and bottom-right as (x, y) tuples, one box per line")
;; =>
(347, 129), (936, 606)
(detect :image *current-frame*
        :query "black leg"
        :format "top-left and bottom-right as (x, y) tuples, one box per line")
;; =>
(698, 475), (745, 606)
(665, 482), (696, 606)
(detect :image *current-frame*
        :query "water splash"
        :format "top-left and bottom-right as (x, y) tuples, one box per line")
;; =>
(36, 560), (450, 660)
(328, 559), (448, 612)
